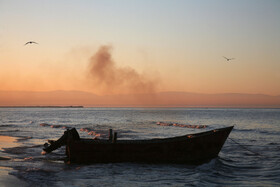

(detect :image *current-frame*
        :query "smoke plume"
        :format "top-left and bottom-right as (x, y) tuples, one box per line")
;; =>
(88, 45), (158, 95)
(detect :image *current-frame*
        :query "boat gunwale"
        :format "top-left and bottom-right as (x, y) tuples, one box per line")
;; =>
(72, 126), (234, 145)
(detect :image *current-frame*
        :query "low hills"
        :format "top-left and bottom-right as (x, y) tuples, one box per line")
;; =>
(1, 90), (280, 108)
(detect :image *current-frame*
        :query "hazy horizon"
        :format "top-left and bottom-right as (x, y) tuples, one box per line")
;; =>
(1, 90), (280, 107)
(1, 89), (280, 96)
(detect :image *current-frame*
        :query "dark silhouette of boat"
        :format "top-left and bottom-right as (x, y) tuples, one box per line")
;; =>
(43, 126), (233, 164)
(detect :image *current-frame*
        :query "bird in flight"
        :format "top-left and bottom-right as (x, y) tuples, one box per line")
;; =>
(223, 56), (235, 62)
(24, 41), (39, 46)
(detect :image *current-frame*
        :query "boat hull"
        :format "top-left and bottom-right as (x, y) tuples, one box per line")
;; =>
(66, 126), (233, 164)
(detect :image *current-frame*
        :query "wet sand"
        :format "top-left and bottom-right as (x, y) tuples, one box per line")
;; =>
(0, 166), (27, 187)
(0, 136), (28, 187)
(0, 136), (19, 151)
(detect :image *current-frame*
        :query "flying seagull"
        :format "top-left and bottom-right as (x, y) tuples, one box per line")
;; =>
(24, 41), (39, 46)
(223, 56), (235, 62)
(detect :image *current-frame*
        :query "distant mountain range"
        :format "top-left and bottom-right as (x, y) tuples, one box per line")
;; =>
(1, 90), (280, 108)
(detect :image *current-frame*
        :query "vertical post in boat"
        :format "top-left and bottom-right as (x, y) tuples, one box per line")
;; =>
(113, 132), (117, 143)
(109, 129), (113, 141)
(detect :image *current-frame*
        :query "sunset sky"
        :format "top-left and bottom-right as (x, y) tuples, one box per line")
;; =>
(1, 0), (280, 97)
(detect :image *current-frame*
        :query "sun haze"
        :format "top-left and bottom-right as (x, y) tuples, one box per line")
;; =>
(0, 1), (280, 106)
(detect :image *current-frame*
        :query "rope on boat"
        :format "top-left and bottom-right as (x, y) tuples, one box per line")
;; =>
(229, 137), (264, 157)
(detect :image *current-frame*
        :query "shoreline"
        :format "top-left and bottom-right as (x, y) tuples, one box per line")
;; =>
(0, 166), (28, 187)
(0, 136), (19, 151)
(0, 136), (28, 186)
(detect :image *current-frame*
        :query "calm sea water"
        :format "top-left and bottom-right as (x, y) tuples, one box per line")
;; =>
(0, 108), (279, 186)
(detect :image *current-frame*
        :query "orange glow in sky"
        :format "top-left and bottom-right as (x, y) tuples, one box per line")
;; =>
(1, 1), (280, 106)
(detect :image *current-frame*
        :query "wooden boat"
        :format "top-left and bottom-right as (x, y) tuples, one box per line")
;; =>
(43, 126), (233, 164)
